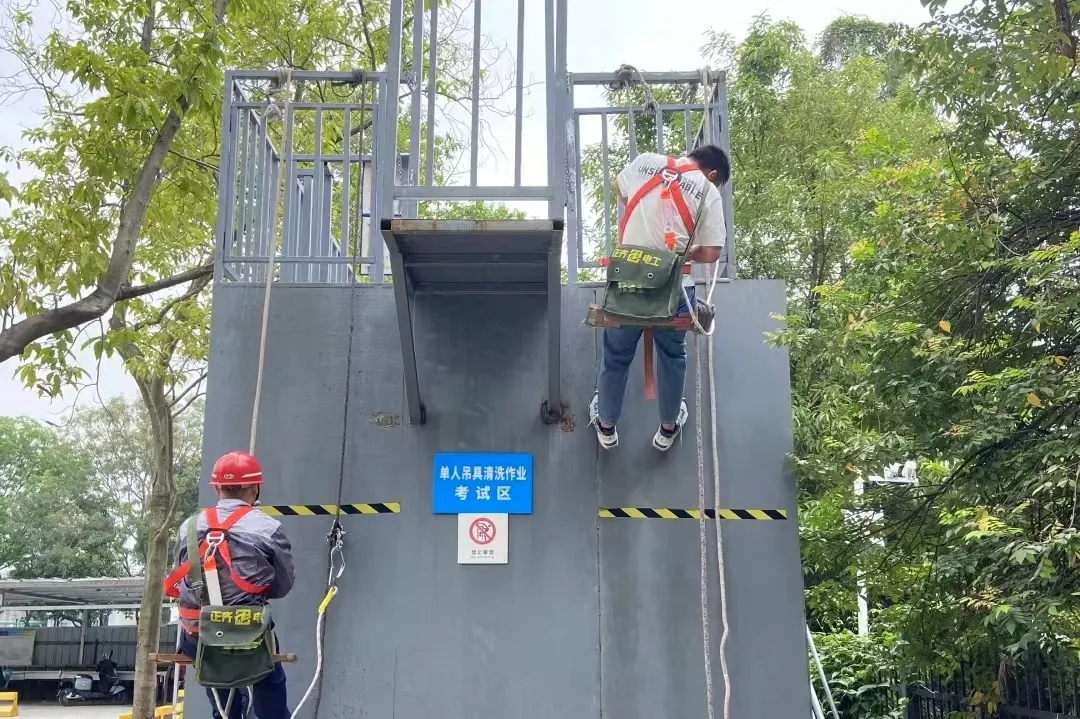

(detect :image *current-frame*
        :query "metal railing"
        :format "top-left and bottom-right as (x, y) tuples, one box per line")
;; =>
(384, 0), (558, 210)
(906, 651), (1080, 719)
(214, 72), (396, 284)
(213, 0), (736, 286)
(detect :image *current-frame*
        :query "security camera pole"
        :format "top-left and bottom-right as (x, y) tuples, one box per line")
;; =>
(848, 461), (918, 636)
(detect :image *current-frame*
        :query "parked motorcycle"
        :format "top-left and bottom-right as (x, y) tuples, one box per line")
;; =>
(57, 651), (128, 706)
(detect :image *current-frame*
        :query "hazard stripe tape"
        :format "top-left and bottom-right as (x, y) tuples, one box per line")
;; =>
(260, 503), (400, 516)
(599, 508), (788, 520)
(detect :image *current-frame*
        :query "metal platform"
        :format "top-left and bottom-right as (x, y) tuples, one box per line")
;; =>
(380, 218), (565, 425)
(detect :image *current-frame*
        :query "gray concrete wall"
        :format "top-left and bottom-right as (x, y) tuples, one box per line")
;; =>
(193, 280), (807, 718)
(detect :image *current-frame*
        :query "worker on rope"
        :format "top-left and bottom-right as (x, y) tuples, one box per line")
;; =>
(589, 144), (730, 451)
(163, 450), (295, 719)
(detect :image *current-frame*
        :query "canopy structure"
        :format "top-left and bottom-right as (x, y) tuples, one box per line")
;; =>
(0, 578), (175, 680)
(0, 577), (171, 612)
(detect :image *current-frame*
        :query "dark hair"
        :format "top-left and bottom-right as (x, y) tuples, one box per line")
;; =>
(687, 144), (730, 185)
(219, 484), (258, 499)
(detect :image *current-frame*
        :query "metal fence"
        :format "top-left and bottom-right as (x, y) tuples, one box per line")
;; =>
(903, 651), (1080, 719)
(214, 0), (735, 287)
(215, 71), (392, 283)
(16, 624), (178, 670)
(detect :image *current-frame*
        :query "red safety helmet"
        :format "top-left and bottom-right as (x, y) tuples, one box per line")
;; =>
(210, 450), (264, 487)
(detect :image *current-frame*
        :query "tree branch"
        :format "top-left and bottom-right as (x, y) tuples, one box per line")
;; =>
(118, 263), (214, 302)
(0, 0), (228, 367)
(169, 370), (207, 410)
(0, 263), (214, 363)
(129, 269), (211, 333)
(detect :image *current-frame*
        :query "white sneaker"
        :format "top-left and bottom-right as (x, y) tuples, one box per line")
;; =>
(652, 399), (689, 452)
(589, 393), (619, 449)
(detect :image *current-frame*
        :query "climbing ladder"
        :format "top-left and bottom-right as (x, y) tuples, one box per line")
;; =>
(199, 1), (811, 718)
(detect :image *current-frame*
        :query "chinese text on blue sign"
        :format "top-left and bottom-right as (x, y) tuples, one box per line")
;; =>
(432, 452), (533, 514)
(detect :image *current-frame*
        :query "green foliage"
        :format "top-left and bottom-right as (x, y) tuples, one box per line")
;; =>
(0, 416), (125, 578)
(811, 631), (907, 719)
(0, 397), (204, 578)
(752, 0), (1080, 673)
(65, 396), (202, 571)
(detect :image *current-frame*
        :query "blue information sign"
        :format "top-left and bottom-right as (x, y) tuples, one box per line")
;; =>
(432, 452), (533, 514)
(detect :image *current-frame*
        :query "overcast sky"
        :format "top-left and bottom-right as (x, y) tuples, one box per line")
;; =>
(0, 0), (933, 423)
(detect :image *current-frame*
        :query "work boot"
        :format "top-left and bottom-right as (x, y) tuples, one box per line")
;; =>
(589, 393), (618, 449)
(652, 399), (689, 452)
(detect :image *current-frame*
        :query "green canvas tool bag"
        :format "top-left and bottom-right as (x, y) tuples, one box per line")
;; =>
(185, 514), (276, 690)
(600, 181), (711, 323)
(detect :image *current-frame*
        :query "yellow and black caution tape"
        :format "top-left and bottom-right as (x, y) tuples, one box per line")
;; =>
(599, 508), (787, 520)
(261, 503), (400, 516)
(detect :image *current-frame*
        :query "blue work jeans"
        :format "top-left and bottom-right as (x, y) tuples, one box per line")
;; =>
(178, 629), (290, 719)
(598, 326), (687, 427)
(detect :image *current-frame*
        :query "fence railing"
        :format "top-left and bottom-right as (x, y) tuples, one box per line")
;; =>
(214, 1), (736, 287)
(899, 651), (1080, 719)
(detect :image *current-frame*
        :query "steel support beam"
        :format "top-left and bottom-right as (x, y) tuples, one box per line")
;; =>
(393, 185), (552, 201)
(569, 70), (723, 85)
(543, 226), (563, 422)
(380, 226), (425, 425)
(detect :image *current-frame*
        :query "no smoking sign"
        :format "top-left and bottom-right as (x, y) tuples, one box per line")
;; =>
(458, 513), (508, 564)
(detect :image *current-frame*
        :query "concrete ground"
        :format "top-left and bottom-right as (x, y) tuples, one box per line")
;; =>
(15, 704), (133, 718)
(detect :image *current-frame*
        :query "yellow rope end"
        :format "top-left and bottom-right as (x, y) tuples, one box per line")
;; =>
(317, 586), (338, 614)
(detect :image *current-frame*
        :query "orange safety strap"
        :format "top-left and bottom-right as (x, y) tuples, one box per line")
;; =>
(615, 156), (703, 401)
(618, 156), (702, 245)
(178, 605), (201, 635)
(162, 505), (268, 599)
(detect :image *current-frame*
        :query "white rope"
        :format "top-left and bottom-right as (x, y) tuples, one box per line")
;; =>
(249, 69), (293, 454)
(290, 596), (331, 718)
(694, 334), (716, 719)
(692, 310), (730, 719)
(709, 335), (731, 719)
(690, 62), (730, 719)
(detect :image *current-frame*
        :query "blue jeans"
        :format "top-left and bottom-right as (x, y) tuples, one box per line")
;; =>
(598, 326), (687, 427)
(178, 629), (290, 719)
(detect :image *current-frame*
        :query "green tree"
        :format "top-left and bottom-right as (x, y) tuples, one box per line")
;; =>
(0, 416), (125, 578)
(0, 0), (527, 712)
(768, 0), (1080, 696)
(64, 396), (202, 575)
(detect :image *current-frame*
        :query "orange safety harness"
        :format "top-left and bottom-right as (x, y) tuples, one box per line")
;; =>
(615, 156), (703, 399)
(163, 505), (270, 634)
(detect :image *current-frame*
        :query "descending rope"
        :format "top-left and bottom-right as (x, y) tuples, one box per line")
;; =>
(611, 63), (658, 112)
(694, 335), (716, 719)
(709, 335), (731, 719)
(685, 65), (729, 719)
(250, 69), (294, 454)
(293, 77), (368, 719)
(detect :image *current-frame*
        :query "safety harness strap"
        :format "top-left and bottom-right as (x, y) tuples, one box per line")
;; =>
(162, 505), (264, 599)
(618, 156), (702, 246)
(185, 515), (206, 605)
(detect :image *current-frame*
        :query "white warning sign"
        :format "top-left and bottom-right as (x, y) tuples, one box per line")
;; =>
(457, 513), (508, 564)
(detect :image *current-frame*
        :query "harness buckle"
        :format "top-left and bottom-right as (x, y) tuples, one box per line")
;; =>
(203, 530), (225, 560)
(659, 166), (680, 186)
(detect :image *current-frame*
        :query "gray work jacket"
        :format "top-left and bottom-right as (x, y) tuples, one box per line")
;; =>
(172, 499), (294, 632)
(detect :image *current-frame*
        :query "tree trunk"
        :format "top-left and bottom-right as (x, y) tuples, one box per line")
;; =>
(131, 373), (175, 719)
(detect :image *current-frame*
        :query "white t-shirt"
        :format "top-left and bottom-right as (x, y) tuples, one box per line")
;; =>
(615, 152), (727, 255)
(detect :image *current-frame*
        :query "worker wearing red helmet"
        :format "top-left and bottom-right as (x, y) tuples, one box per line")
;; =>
(163, 451), (295, 719)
